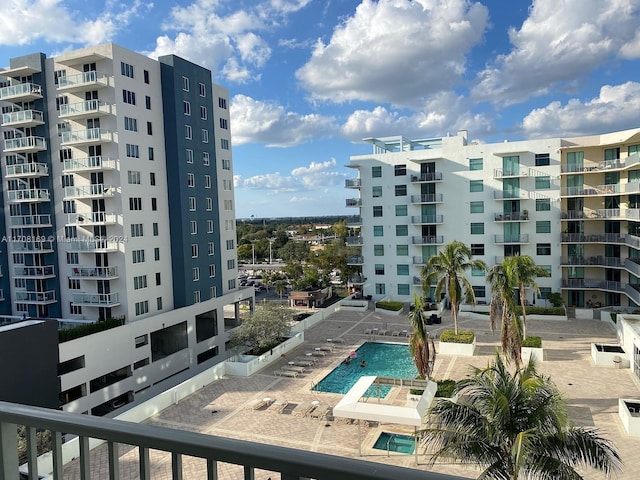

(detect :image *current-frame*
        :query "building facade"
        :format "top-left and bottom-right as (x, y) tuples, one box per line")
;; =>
(346, 128), (640, 309)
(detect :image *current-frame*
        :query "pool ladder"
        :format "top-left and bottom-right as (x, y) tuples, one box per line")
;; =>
(386, 434), (396, 457)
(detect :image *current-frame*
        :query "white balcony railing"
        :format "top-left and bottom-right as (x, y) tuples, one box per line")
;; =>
(64, 184), (114, 199)
(1, 109), (44, 126)
(3, 136), (47, 151)
(70, 266), (119, 279)
(7, 189), (50, 202)
(5, 162), (48, 177)
(59, 99), (111, 117)
(0, 82), (42, 100)
(8, 214), (52, 227)
(60, 128), (112, 145)
(72, 292), (120, 306)
(57, 71), (109, 90)
(67, 212), (117, 225)
(63, 156), (116, 172)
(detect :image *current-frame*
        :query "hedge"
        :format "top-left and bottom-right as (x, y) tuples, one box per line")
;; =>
(522, 335), (542, 348)
(440, 329), (475, 344)
(59, 317), (125, 343)
(375, 301), (403, 311)
(410, 379), (457, 397)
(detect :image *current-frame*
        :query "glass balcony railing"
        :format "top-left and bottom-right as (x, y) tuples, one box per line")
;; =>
(10, 240), (54, 252)
(3, 136), (47, 151)
(5, 162), (48, 177)
(64, 184), (114, 199)
(345, 178), (362, 188)
(63, 156), (116, 172)
(57, 71), (109, 90)
(1, 109), (44, 126)
(60, 128), (112, 144)
(494, 234), (529, 244)
(7, 189), (50, 202)
(70, 266), (118, 278)
(410, 194), (444, 203)
(411, 215), (444, 224)
(0, 82), (42, 100)
(411, 235), (444, 245)
(15, 290), (56, 303)
(67, 239), (119, 252)
(13, 265), (56, 277)
(410, 172), (443, 182)
(72, 292), (120, 306)
(67, 212), (117, 224)
(59, 99), (111, 117)
(9, 214), (52, 227)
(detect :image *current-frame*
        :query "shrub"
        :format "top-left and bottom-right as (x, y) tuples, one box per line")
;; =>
(440, 329), (474, 344)
(375, 301), (403, 311)
(514, 306), (565, 316)
(410, 379), (457, 397)
(522, 336), (542, 348)
(611, 312), (617, 323)
(58, 316), (125, 343)
(547, 292), (564, 308)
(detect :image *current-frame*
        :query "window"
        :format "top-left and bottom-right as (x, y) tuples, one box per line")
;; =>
(68, 279), (80, 290)
(145, 96), (151, 109)
(536, 198), (551, 211)
(372, 225), (384, 237)
(63, 200), (75, 214)
(150, 172), (156, 186)
(200, 106), (207, 120)
(373, 206), (383, 217)
(185, 125), (192, 139)
(191, 244), (199, 258)
(395, 205), (407, 216)
(206, 198), (213, 210)
(223, 179), (232, 190)
(604, 147), (620, 161)
(66, 252), (79, 264)
(469, 158), (483, 170)
(470, 180), (483, 192)
(182, 76), (189, 91)
(64, 226), (77, 238)
(183, 101), (191, 116)
(535, 153), (550, 166)
(372, 186), (382, 198)
(207, 220), (214, 233)
(374, 264), (385, 275)
(192, 267), (200, 281)
(59, 148), (72, 162)
(144, 70), (150, 84)
(153, 223), (159, 236)
(394, 164), (406, 176)
(131, 223), (144, 237)
(147, 121), (153, 135)
(539, 265), (552, 276)
(372, 166), (382, 178)
(126, 144), (139, 158)
(374, 244), (384, 256)
(135, 300), (149, 316)
(187, 173), (195, 187)
(189, 197), (196, 211)
(194, 291), (201, 303)
(201, 129), (209, 143)
(129, 197), (142, 211)
(61, 175), (74, 187)
(224, 199), (233, 210)
(154, 248), (160, 261)
(219, 118), (228, 129)
(127, 170), (141, 184)
(397, 264), (409, 275)
(124, 117), (138, 131)
(208, 242), (215, 255)
(221, 138), (229, 150)
(120, 62), (134, 78)
(122, 89), (136, 105)
(470, 201), (484, 213)
(218, 97), (227, 108)
(226, 239), (234, 250)
(190, 221), (197, 234)
(186, 149), (193, 163)
(473, 242), (495, 262)
(539, 287), (551, 299)
(535, 176), (551, 189)
(537, 243), (551, 255)
(397, 284), (410, 295)
(395, 185), (407, 196)
(536, 221), (551, 233)
(69, 304), (82, 315)
(134, 275), (148, 290)
(396, 245), (409, 256)
(222, 159), (231, 170)
(472, 265), (484, 276)
(203, 152), (210, 166)
(54, 69), (66, 85)
(472, 286), (486, 298)
(227, 259), (236, 269)
(470, 223), (484, 235)
(199, 82), (206, 96)
(132, 249), (145, 263)
(375, 283), (386, 295)
(209, 265), (216, 277)
(148, 147), (154, 160)
(396, 225), (408, 236)
(151, 198), (157, 211)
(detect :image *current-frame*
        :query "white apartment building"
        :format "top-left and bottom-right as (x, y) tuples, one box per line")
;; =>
(346, 128), (640, 309)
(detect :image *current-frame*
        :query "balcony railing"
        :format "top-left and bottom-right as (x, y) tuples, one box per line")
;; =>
(410, 194), (444, 204)
(67, 212), (117, 225)
(64, 184), (114, 199)
(494, 234), (529, 244)
(5, 162), (48, 177)
(560, 233), (636, 247)
(0, 82), (42, 101)
(3, 136), (47, 152)
(347, 275), (366, 285)
(411, 215), (444, 224)
(345, 178), (362, 188)
(13, 265), (56, 278)
(412, 256), (426, 265)
(561, 279), (623, 291)
(624, 258), (640, 277)
(15, 290), (57, 303)
(56, 71), (109, 90)
(59, 99), (111, 118)
(1, 109), (44, 127)
(346, 236), (363, 246)
(493, 190), (527, 200)
(67, 239), (119, 252)
(410, 172), (443, 182)
(561, 153), (640, 173)
(72, 292), (120, 307)
(493, 167), (529, 178)
(0, 401), (440, 480)
(345, 198), (362, 207)
(561, 184), (620, 196)
(9, 214), (52, 227)
(70, 266), (119, 279)
(10, 240), (54, 253)
(346, 256), (364, 265)
(7, 189), (50, 203)
(494, 212), (528, 222)
(561, 256), (622, 267)
(60, 128), (112, 145)
(412, 235), (444, 245)
(63, 156), (116, 172)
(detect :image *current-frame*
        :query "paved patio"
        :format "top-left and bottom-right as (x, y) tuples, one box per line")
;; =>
(64, 307), (640, 479)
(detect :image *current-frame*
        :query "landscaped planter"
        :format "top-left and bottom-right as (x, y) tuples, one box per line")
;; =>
(374, 306), (403, 315)
(438, 336), (476, 356)
(521, 346), (544, 363)
(591, 343), (630, 368)
(618, 399), (640, 436)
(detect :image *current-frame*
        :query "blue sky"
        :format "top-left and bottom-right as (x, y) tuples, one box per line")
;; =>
(2, 0), (640, 219)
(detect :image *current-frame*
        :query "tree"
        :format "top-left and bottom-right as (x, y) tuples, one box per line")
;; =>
(487, 264), (522, 367)
(503, 255), (550, 339)
(421, 240), (486, 335)
(274, 280), (286, 303)
(228, 304), (294, 354)
(408, 294), (436, 379)
(420, 354), (622, 479)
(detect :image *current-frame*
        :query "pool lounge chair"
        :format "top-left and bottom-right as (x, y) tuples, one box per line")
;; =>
(309, 404), (332, 420)
(327, 338), (345, 343)
(310, 350), (327, 357)
(281, 365), (305, 373)
(292, 401), (316, 417)
(270, 399), (289, 414)
(378, 329), (388, 336)
(293, 359), (314, 367)
(391, 330), (400, 336)
(275, 370), (299, 378)
(364, 328), (372, 334)
(317, 345), (334, 351)
(250, 397), (275, 410)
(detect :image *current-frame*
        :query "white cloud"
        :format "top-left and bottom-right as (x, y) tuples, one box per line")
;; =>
(230, 94), (337, 147)
(235, 159), (346, 192)
(295, 0), (488, 105)
(341, 92), (495, 140)
(0, 0), (151, 46)
(521, 82), (640, 138)
(472, 0), (640, 105)
(289, 196), (313, 203)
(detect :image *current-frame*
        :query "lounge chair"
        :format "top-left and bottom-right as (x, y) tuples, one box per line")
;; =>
(292, 401), (315, 417)
(249, 397), (274, 410)
(364, 328), (372, 334)
(309, 404), (332, 420)
(270, 399), (289, 413)
(297, 356), (318, 364)
(327, 338), (345, 343)
(275, 370), (299, 378)
(281, 365), (305, 373)
(293, 359), (314, 367)
(317, 345), (333, 352)
(378, 329), (388, 336)
(311, 350), (327, 357)
(391, 330), (400, 336)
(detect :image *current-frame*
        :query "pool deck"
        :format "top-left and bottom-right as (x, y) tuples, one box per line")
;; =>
(64, 307), (640, 479)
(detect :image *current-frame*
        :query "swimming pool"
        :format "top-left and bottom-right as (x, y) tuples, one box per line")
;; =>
(312, 342), (417, 396)
(372, 432), (415, 454)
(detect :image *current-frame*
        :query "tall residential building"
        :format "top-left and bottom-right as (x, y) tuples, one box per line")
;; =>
(0, 43), (238, 321)
(346, 128), (640, 309)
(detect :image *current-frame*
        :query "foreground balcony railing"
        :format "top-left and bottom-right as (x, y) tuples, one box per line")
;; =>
(411, 215), (444, 225)
(5, 162), (49, 177)
(56, 71), (109, 90)
(7, 189), (50, 203)
(0, 82), (42, 101)
(9, 214), (52, 227)
(412, 235), (444, 245)
(70, 266), (118, 279)
(345, 178), (361, 188)
(67, 239), (119, 253)
(64, 184), (114, 199)
(0, 401), (446, 480)
(410, 194), (444, 204)
(63, 156), (116, 172)
(346, 255), (364, 265)
(67, 212), (117, 225)
(13, 265), (56, 278)
(561, 256), (623, 267)
(60, 128), (112, 145)
(410, 172), (443, 182)
(345, 198), (362, 207)
(59, 99), (111, 118)
(494, 234), (529, 244)
(72, 292), (120, 307)
(14, 290), (57, 304)
(1, 109), (44, 127)
(561, 152), (640, 173)
(3, 136), (46, 152)
(561, 279), (623, 291)
(346, 236), (363, 246)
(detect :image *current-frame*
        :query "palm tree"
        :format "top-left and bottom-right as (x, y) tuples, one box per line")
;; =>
(421, 240), (486, 335)
(487, 264), (522, 367)
(274, 280), (286, 304)
(420, 354), (622, 479)
(408, 294), (436, 379)
(503, 255), (550, 339)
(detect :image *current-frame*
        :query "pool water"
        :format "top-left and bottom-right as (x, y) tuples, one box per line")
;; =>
(373, 432), (415, 454)
(312, 342), (417, 397)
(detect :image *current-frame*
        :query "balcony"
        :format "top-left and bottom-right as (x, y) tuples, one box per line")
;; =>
(67, 239), (119, 253)
(494, 212), (528, 222)
(346, 198), (362, 207)
(56, 71), (109, 92)
(67, 212), (117, 226)
(561, 153), (640, 173)
(15, 290), (57, 304)
(561, 256), (623, 268)
(59, 99), (112, 119)
(0, 401), (436, 480)
(64, 184), (115, 200)
(412, 235), (444, 245)
(494, 234), (529, 244)
(561, 233), (630, 245)
(72, 292), (120, 307)
(346, 255), (364, 265)
(70, 265), (119, 279)
(493, 190), (527, 200)
(561, 279), (623, 292)
(13, 265), (56, 278)
(3, 136), (47, 153)
(410, 194), (444, 204)
(5, 162), (48, 178)
(10, 240), (54, 253)
(0, 82), (42, 101)
(346, 217), (362, 228)
(493, 167), (529, 178)
(60, 128), (112, 146)
(411, 215), (444, 225)
(411, 172), (443, 183)
(7, 189), (50, 203)
(63, 156), (116, 172)
(346, 236), (363, 246)
(412, 256), (427, 265)
(560, 184), (620, 197)
(1, 109), (44, 127)
(345, 178), (362, 188)
(347, 274), (366, 285)
(9, 214), (52, 228)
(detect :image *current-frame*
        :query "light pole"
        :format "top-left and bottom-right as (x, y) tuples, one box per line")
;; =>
(251, 241), (256, 267)
(268, 238), (275, 264)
